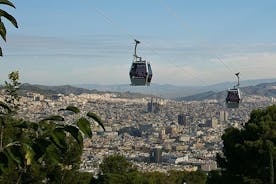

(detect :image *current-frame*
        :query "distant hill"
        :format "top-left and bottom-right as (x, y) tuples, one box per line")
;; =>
(77, 83), (204, 99)
(18, 83), (97, 96)
(242, 82), (276, 97)
(2, 78), (276, 100)
(177, 82), (276, 101)
(1, 83), (151, 99)
(76, 78), (276, 99)
(176, 91), (218, 101)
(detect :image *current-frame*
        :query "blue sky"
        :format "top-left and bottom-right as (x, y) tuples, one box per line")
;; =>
(1, 0), (276, 86)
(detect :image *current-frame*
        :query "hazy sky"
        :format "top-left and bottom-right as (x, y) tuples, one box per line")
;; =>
(1, 0), (276, 86)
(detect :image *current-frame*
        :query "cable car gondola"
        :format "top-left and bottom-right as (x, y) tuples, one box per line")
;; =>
(226, 72), (241, 108)
(129, 39), (152, 86)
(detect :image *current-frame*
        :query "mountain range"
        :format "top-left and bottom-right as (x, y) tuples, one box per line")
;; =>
(178, 81), (276, 101)
(76, 78), (276, 99)
(1, 78), (276, 101)
(11, 83), (150, 99)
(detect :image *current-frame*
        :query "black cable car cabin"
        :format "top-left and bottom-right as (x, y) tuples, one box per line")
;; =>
(226, 88), (241, 108)
(129, 40), (152, 86)
(226, 73), (241, 108)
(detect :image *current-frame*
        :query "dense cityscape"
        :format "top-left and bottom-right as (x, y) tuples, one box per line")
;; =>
(2, 90), (274, 176)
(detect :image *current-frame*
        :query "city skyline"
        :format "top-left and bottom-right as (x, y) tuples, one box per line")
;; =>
(1, 0), (276, 85)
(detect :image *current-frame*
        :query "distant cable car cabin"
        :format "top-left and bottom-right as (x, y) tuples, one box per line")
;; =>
(226, 72), (241, 108)
(129, 39), (152, 86)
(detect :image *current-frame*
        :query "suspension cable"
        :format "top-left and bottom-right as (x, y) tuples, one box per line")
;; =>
(159, 0), (238, 77)
(89, 4), (220, 91)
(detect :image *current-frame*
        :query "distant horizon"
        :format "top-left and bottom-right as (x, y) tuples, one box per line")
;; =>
(16, 77), (276, 88)
(11, 77), (276, 99)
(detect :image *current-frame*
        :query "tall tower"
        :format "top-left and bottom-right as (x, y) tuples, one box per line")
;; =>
(210, 117), (218, 128)
(178, 114), (185, 125)
(178, 114), (190, 126)
(147, 97), (160, 113)
(147, 98), (153, 113)
(219, 111), (228, 123)
(150, 146), (163, 163)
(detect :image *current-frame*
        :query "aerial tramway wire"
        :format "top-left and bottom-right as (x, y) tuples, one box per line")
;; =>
(158, 0), (247, 107)
(158, 0), (240, 79)
(159, 0), (263, 90)
(89, 4), (219, 91)
(90, 5), (136, 41)
(158, 0), (236, 73)
(158, 0), (267, 108)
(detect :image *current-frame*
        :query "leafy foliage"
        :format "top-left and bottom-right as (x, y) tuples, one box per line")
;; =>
(0, 101), (12, 114)
(99, 154), (136, 175)
(87, 111), (105, 131)
(0, 0), (18, 56)
(210, 105), (276, 184)
(0, 105), (103, 183)
(0, 72), (104, 183)
(59, 105), (80, 114)
(96, 154), (207, 184)
(77, 117), (93, 138)
(41, 115), (65, 122)
(4, 71), (21, 111)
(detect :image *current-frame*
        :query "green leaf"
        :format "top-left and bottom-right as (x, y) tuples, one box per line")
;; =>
(46, 144), (60, 164)
(77, 117), (92, 138)
(0, 117), (4, 126)
(4, 141), (20, 148)
(22, 143), (34, 166)
(0, 9), (18, 28)
(5, 144), (24, 167)
(0, 101), (12, 113)
(32, 138), (51, 162)
(87, 112), (105, 131)
(0, 151), (8, 174)
(0, 21), (6, 41)
(42, 115), (64, 122)
(59, 105), (80, 114)
(13, 121), (28, 128)
(0, 0), (16, 8)
(51, 128), (67, 149)
(14, 121), (38, 130)
(65, 125), (83, 145)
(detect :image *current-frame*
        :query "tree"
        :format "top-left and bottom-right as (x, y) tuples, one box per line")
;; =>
(212, 105), (276, 184)
(0, 72), (105, 183)
(4, 71), (20, 110)
(0, 2), (101, 183)
(0, 0), (18, 56)
(99, 154), (136, 175)
(97, 155), (136, 184)
(96, 154), (207, 184)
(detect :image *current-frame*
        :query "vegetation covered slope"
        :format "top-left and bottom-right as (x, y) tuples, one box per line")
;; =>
(208, 105), (276, 184)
